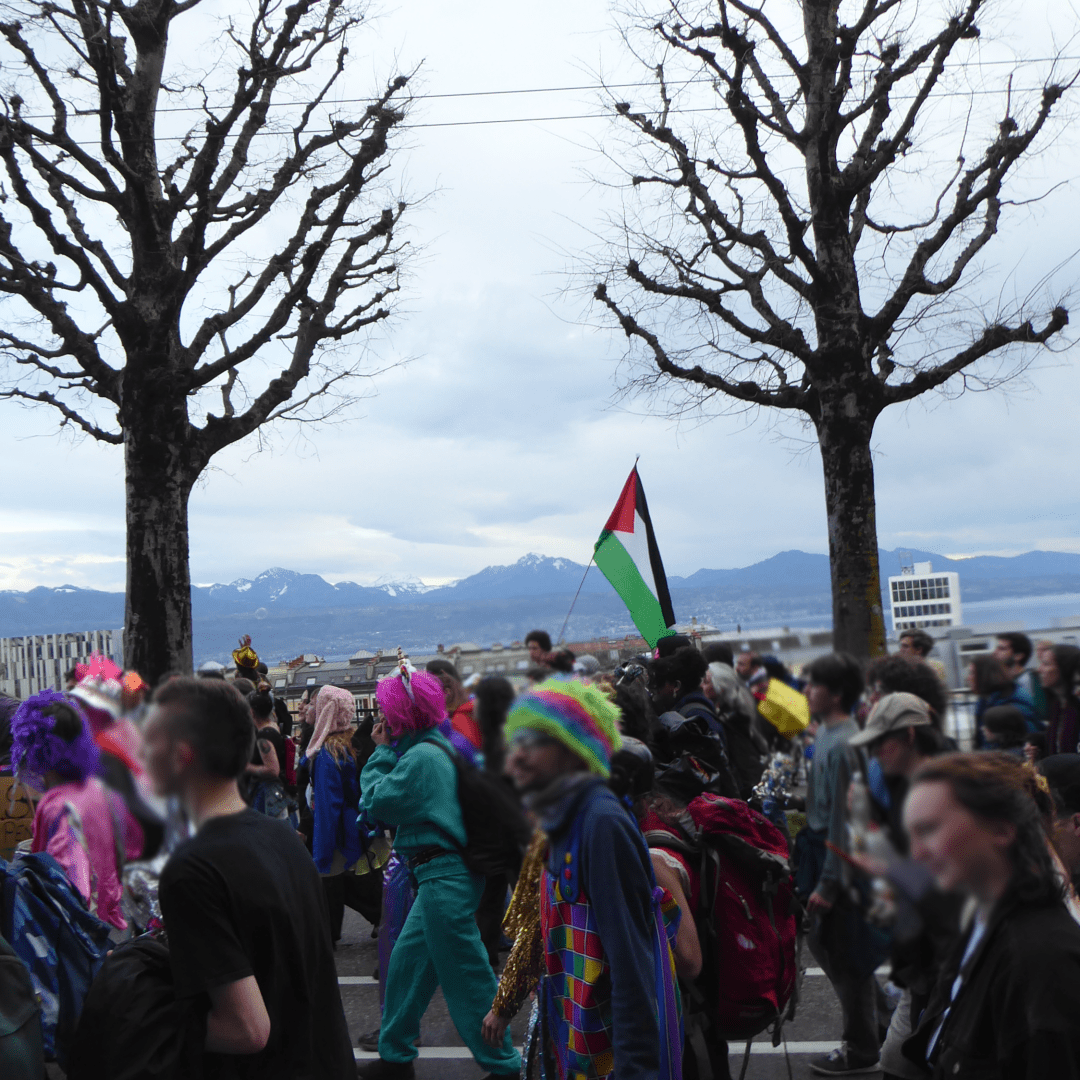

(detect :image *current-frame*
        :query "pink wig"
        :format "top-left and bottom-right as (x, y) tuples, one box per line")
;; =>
(377, 669), (446, 736)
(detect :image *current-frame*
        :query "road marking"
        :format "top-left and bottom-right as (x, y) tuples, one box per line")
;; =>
(804, 966), (889, 977)
(355, 1048), (518, 1060)
(354, 1041), (854, 1061)
(338, 968), (887, 986)
(740, 1042), (855, 1054)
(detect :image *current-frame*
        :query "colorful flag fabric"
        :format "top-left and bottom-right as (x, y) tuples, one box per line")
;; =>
(593, 466), (676, 648)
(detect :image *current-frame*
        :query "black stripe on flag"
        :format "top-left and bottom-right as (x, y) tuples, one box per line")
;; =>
(633, 469), (676, 631)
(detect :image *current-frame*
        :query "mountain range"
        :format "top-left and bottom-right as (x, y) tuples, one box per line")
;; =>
(3, 548), (1080, 666)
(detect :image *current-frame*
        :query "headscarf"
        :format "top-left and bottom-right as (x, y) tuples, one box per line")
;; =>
(10, 689), (100, 789)
(306, 685), (356, 760)
(505, 678), (622, 777)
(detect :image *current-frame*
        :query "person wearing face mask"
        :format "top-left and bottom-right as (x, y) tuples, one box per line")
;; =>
(1040, 644), (1080, 755)
(902, 753), (1080, 1079)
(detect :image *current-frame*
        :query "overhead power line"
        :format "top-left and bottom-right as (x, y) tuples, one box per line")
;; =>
(17, 53), (1080, 122)
(23, 84), (1073, 147)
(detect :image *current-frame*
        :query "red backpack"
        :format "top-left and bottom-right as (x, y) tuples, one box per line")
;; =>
(645, 793), (799, 1042)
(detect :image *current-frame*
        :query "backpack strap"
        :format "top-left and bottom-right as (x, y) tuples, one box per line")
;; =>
(643, 828), (697, 858)
(419, 739), (471, 861)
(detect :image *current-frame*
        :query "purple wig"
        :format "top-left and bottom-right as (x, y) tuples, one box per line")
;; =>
(377, 670), (446, 737)
(11, 689), (100, 789)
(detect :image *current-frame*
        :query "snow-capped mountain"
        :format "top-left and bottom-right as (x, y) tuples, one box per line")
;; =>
(3, 549), (1080, 665)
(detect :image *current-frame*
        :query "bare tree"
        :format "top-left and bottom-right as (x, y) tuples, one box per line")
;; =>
(593, 0), (1072, 656)
(0, 0), (411, 682)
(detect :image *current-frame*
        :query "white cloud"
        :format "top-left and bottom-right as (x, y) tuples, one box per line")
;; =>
(0, 0), (1077, 595)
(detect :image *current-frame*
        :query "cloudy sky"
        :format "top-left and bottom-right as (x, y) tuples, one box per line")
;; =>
(0, 0), (1077, 593)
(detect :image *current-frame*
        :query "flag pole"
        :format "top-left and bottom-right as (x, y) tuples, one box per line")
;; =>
(556, 555), (595, 647)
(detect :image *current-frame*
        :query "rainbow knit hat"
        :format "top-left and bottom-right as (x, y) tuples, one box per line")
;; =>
(505, 679), (622, 777)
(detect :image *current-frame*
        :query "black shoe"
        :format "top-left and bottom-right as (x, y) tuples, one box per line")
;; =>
(356, 1029), (422, 1052)
(356, 1060), (415, 1080)
(357, 1028), (381, 1052)
(480, 1073), (520, 1080)
(809, 1045), (881, 1075)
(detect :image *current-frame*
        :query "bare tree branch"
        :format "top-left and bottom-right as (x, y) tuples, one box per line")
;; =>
(592, 0), (1073, 656)
(884, 307), (1069, 404)
(0, 384), (122, 442)
(0, 0), (414, 681)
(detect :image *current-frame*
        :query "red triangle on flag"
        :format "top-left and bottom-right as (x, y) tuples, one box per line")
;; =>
(604, 468), (637, 533)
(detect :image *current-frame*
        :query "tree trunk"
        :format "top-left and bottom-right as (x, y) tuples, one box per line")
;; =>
(816, 400), (887, 659)
(122, 397), (198, 685)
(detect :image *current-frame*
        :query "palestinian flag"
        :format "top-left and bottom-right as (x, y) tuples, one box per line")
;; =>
(594, 466), (676, 648)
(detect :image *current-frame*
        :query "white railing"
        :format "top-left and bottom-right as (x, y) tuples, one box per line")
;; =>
(945, 690), (978, 751)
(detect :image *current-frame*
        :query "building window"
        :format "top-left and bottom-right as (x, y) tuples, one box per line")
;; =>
(274, 679), (286, 688)
(306, 676), (316, 685)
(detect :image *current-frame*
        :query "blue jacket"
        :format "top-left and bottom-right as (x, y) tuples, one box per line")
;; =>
(311, 748), (362, 874)
(542, 777), (660, 1080)
(975, 688), (1038, 747)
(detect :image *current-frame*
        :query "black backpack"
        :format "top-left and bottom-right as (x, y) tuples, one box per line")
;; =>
(68, 936), (205, 1080)
(654, 709), (741, 802)
(715, 705), (766, 800)
(431, 742), (531, 878)
(0, 932), (43, 1080)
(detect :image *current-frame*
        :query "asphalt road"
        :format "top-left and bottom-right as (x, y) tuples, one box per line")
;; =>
(43, 901), (876, 1079)
(336, 906), (884, 1080)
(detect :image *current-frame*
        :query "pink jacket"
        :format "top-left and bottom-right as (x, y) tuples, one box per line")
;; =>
(31, 778), (141, 930)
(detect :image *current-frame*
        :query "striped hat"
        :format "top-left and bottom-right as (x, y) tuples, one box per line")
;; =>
(505, 679), (622, 777)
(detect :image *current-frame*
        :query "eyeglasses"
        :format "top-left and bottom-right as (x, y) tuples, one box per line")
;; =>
(507, 729), (560, 752)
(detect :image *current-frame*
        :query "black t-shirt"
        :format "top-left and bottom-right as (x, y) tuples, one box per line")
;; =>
(159, 809), (355, 1080)
(252, 723), (287, 773)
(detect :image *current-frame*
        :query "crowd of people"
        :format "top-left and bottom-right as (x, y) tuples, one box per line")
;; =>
(1, 624), (1080, 1079)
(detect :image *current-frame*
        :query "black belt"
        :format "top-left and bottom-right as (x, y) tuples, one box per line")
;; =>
(406, 846), (451, 869)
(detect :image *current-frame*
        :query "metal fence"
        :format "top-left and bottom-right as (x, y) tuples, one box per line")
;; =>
(945, 690), (978, 751)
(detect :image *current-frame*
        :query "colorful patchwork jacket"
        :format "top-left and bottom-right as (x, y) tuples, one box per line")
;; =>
(538, 777), (681, 1080)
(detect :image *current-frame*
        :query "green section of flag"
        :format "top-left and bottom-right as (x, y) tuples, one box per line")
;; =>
(594, 529), (673, 648)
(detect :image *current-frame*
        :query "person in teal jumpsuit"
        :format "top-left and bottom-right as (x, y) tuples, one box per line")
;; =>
(357, 661), (521, 1080)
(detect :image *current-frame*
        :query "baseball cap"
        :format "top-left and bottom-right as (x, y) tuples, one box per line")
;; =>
(849, 692), (933, 747)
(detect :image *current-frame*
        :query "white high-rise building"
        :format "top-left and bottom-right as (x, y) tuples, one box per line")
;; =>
(888, 561), (962, 632)
(0, 629), (123, 699)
